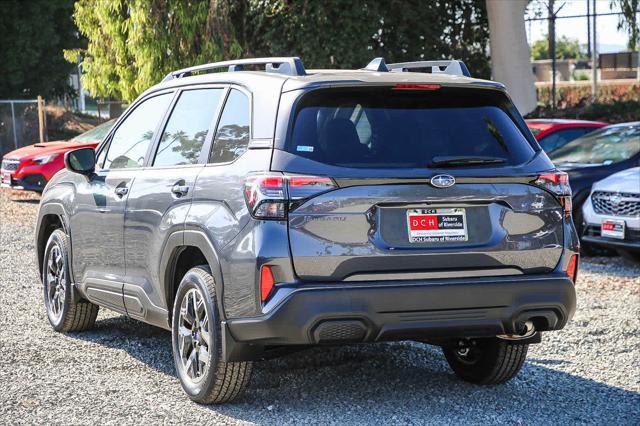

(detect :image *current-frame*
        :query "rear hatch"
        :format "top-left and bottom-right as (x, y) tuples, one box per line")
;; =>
(271, 86), (567, 282)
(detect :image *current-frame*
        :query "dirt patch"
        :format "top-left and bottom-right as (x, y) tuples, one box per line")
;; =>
(44, 105), (107, 141)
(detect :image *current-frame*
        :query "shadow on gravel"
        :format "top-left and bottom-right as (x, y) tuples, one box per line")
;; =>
(68, 315), (640, 424)
(10, 198), (41, 204)
(69, 315), (176, 376)
(581, 256), (640, 278)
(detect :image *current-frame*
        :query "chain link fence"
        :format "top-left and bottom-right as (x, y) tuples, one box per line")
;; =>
(0, 100), (44, 157)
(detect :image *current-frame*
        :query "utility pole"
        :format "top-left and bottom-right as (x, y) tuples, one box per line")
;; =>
(77, 56), (85, 113)
(546, 1), (565, 109)
(591, 0), (598, 99)
(586, 0), (591, 59)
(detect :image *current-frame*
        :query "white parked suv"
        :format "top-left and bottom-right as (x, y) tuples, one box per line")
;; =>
(582, 167), (640, 262)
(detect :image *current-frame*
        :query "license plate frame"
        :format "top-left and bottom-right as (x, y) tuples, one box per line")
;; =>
(601, 219), (625, 240)
(406, 208), (467, 243)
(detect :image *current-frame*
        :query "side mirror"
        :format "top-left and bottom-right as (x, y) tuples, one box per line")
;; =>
(65, 147), (96, 175)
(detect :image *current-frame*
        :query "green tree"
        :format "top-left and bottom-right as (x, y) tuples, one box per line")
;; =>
(66, 0), (243, 102)
(248, 0), (490, 77)
(610, 0), (639, 51)
(531, 35), (587, 60)
(70, 0), (491, 102)
(0, 0), (83, 99)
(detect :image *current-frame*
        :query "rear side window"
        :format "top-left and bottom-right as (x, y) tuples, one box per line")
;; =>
(210, 89), (250, 163)
(153, 89), (224, 167)
(103, 93), (172, 169)
(286, 87), (535, 168)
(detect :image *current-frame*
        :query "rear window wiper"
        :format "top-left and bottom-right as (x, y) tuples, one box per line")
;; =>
(429, 156), (507, 168)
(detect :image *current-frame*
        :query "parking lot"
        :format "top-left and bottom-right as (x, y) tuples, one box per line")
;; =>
(0, 187), (638, 425)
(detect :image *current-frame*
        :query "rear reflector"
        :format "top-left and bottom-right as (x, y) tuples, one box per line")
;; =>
(260, 265), (275, 302)
(393, 84), (441, 90)
(565, 254), (579, 283)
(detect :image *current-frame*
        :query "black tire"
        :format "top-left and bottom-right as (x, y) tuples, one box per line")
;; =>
(443, 338), (528, 385)
(171, 266), (252, 404)
(618, 249), (640, 264)
(43, 229), (99, 332)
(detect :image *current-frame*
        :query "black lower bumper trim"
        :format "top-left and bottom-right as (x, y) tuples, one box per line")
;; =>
(1, 174), (46, 192)
(224, 274), (576, 360)
(582, 235), (640, 251)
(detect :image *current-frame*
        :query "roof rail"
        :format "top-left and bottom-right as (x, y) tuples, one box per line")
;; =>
(387, 60), (471, 77)
(161, 57), (306, 82)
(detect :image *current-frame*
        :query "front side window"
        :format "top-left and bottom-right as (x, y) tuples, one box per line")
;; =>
(153, 89), (224, 167)
(210, 89), (250, 163)
(103, 93), (172, 169)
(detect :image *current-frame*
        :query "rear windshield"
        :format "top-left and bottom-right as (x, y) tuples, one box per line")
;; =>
(286, 87), (535, 168)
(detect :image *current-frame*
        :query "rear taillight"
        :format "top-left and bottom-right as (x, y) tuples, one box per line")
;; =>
(244, 173), (337, 219)
(244, 175), (287, 219)
(534, 172), (572, 217)
(565, 254), (579, 283)
(260, 265), (275, 302)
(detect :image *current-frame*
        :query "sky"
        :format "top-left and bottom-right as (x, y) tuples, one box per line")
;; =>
(524, 0), (637, 53)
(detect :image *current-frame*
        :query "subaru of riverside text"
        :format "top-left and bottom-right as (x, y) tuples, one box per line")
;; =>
(36, 57), (578, 403)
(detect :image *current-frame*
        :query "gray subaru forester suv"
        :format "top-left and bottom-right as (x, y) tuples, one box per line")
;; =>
(36, 57), (578, 403)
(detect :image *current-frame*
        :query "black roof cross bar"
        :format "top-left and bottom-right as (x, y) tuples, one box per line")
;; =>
(162, 57), (307, 82)
(387, 60), (471, 77)
(362, 58), (471, 77)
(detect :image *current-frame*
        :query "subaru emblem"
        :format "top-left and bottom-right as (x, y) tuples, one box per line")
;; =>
(610, 193), (623, 205)
(431, 174), (455, 188)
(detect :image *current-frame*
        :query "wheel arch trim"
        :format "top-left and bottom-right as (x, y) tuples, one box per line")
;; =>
(36, 203), (73, 283)
(159, 230), (227, 324)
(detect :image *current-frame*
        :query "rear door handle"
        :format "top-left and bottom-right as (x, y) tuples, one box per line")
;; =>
(171, 184), (190, 196)
(114, 186), (129, 197)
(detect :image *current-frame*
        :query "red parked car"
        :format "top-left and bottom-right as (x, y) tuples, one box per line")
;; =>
(1, 119), (115, 192)
(526, 119), (607, 153)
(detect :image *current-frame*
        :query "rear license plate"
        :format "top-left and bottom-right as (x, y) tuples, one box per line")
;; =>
(407, 208), (467, 243)
(601, 219), (625, 239)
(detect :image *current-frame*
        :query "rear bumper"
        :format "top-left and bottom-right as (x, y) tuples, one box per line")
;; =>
(224, 274), (576, 360)
(582, 225), (640, 252)
(582, 235), (640, 252)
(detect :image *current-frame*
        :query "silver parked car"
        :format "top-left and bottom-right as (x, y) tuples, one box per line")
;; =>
(582, 167), (640, 262)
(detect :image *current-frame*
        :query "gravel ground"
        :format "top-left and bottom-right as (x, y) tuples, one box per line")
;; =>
(0, 188), (638, 425)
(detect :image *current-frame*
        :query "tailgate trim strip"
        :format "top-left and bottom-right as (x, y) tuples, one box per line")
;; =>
(343, 267), (523, 282)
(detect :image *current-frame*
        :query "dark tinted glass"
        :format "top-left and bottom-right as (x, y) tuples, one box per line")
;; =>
(538, 128), (590, 153)
(104, 94), (172, 169)
(154, 89), (224, 167)
(549, 124), (640, 164)
(286, 87), (535, 168)
(210, 89), (250, 163)
(68, 148), (96, 173)
(71, 119), (116, 143)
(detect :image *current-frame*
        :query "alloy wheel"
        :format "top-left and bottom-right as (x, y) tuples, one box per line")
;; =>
(45, 244), (66, 321)
(177, 288), (211, 382)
